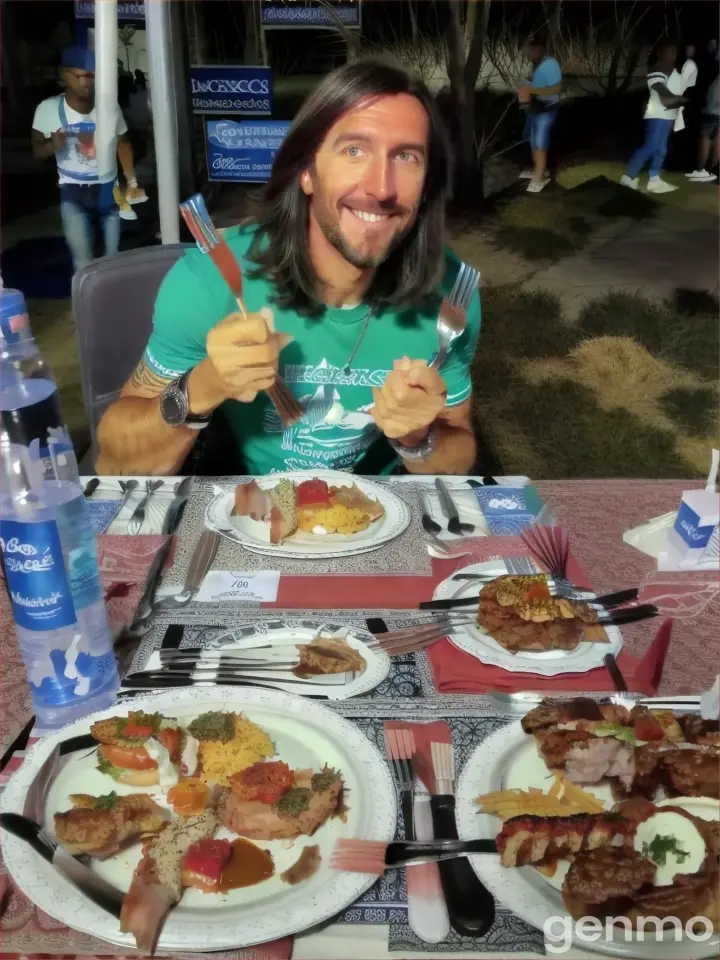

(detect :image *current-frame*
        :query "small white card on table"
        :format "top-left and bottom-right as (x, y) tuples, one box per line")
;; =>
(195, 570), (281, 603)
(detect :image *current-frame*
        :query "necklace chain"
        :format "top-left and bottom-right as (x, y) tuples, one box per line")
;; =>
(342, 309), (373, 374)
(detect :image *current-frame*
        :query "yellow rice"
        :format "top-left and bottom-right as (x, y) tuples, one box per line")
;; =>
(198, 714), (275, 785)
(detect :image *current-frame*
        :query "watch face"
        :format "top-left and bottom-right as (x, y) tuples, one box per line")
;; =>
(160, 386), (187, 426)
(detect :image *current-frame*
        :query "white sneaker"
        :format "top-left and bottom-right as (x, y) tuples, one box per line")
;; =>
(518, 168), (535, 180)
(646, 177), (678, 193)
(620, 174), (639, 190)
(686, 169), (717, 182)
(526, 177), (550, 193)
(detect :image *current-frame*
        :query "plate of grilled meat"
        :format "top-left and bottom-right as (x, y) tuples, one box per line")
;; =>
(433, 564), (623, 675)
(456, 697), (720, 958)
(0, 688), (395, 955)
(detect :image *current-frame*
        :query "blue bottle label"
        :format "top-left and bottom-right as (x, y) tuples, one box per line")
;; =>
(674, 501), (715, 551)
(0, 519), (77, 630)
(28, 648), (118, 708)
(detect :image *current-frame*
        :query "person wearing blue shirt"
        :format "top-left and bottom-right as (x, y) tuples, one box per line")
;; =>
(518, 37), (563, 193)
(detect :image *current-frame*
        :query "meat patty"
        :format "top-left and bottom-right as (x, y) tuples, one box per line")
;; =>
(221, 769), (343, 840)
(55, 794), (167, 859)
(680, 715), (720, 748)
(536, 728), (594, 768)
(662, 747), (720, 798)
(565, 738), (635, 789)
(563, 847), (657, 905)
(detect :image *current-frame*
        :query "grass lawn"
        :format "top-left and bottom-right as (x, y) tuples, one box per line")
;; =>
(472, 285), (719, 479)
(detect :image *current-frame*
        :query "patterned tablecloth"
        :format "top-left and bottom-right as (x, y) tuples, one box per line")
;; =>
(1, 478), (718, 960)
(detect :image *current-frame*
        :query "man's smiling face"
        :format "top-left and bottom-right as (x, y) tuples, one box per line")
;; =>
(302, 93), (429, 270)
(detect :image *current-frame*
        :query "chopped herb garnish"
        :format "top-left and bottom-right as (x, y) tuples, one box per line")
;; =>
(311, 768), (340, 793)
(116, 711), (161, 742)
(641, 834), (690, 866)
(95, 792), (119, 810)
(187, 711), (235, 742)
(275, 787), (312, 818)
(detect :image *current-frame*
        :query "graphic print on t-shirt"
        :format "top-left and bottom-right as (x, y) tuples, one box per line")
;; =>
(57, 120), (97, 182)
(262, 358), (385, 472)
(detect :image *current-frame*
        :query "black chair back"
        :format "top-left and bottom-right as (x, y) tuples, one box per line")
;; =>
(72, 244), (191, 465)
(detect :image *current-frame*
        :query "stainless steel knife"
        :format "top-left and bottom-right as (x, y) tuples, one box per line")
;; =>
(162, 475), (194, 535)
(0, 813), (123, 919)
(130, 536), (174, 628)
(434, 479), (474, 536)
(180, 528), (220, 599)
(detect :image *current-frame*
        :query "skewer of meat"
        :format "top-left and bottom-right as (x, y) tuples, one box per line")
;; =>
(496, 813), (635, 868)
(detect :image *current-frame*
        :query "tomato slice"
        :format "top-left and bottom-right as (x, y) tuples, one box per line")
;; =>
(296, 479), (331, 507)
(99, 744), (157, 771)
(229, 760), (295, 804)
(633, 715), (664, 742)
(157, 727), (181, 762)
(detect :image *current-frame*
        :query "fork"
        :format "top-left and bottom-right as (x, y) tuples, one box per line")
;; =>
(127, 479), (163, 535)
(180, 194), (303, 427)
(429, 263), (480, 370)
(384, 728), (416, 841)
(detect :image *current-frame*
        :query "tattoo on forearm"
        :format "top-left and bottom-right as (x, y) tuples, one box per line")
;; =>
(130, 359), (172, 393)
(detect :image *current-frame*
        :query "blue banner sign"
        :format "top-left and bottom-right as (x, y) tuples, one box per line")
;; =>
(75, 1), (145, 19)
(206, 120), (291, 183)
(262, 1), (361, 29)
(190, 65), (272, 116)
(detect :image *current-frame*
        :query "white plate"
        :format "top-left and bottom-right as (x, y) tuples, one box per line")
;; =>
(136, 622), (391, 700)
(205, 470), (411, 559)
(434, 561), (623, 676)
(1, 688), (396, 953)
(456, 720), (720, 959)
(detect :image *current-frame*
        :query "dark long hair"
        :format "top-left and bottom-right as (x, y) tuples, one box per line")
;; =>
(246, 57), (451, 316)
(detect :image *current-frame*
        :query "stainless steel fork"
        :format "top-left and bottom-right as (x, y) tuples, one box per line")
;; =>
(429, 263), (480, 370)
(180, 194), (303, 427)
(127, 479), (163, 535)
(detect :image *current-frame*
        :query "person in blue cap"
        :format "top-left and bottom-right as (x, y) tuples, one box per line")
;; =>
(31, 45), (143, 272)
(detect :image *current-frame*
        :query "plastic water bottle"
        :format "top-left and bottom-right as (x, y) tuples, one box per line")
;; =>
(0, 286), (119, 728)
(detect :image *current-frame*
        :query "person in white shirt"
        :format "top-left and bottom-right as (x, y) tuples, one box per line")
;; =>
(685, 75), (719, 182)
(31, 46), (142, 272)
(621, 40), (688, 194)
(680, 44), (699, 91)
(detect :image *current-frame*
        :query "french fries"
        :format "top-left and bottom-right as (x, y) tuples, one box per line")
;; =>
(475, 774), (604, 820)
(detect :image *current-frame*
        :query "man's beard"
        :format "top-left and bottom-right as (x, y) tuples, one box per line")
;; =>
(312, 197), (414, 270)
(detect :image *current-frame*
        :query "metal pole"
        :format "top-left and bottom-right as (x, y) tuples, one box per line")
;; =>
(94, 0), (118, 182)
(146, 0), (180, 243)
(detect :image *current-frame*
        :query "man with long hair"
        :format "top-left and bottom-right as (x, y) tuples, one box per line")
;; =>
(97, 59), (480, 476)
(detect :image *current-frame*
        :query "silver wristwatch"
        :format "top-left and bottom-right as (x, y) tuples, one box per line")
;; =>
(388, 427), (437, 461)
(160, 370), (211, 430)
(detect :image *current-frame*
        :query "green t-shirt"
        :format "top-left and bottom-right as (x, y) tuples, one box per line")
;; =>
(144, 225), (481, 475)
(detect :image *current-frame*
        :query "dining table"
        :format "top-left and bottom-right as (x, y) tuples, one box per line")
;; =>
(0, 475), (717, 960)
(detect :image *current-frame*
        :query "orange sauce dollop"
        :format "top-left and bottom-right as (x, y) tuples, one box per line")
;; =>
(218, 838), (274, 891)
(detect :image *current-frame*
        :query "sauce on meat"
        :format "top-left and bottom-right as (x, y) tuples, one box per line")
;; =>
(280, 844), (321, 885)
(218, 838), (274, 891)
